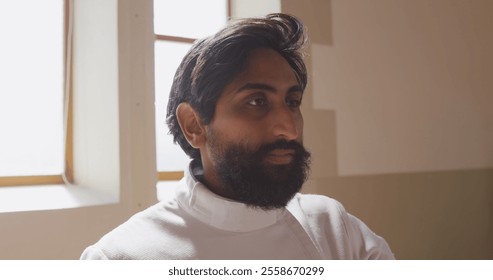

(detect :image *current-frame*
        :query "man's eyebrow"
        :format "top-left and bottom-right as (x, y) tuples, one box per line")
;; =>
(235, 83), (303, 94)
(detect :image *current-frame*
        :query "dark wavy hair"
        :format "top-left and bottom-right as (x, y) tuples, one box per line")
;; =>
(166, 13), (307, 160)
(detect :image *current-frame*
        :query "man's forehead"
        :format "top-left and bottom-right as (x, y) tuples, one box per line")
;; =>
(235, 82), (303, 95)
(224, 49), (301, 92)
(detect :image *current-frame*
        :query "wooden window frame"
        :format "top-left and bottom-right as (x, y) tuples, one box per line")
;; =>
(0, 0), (73, 187)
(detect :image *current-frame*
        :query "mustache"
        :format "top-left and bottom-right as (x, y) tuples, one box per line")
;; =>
(255, 139), (309, 157)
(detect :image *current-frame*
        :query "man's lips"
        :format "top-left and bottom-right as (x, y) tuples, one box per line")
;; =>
(264, 149), (295, 164)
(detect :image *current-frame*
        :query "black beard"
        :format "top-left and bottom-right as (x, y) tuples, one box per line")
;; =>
(207, 137), (311, 210)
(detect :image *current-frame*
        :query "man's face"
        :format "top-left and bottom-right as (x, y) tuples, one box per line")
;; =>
(200, 48), (311, 209)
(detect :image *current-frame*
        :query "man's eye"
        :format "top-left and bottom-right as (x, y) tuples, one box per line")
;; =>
(287, 98), (302, 107)
(247, 97), (267, 106)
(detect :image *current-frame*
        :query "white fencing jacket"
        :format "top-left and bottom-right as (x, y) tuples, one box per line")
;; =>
(81, 164), (394, 260)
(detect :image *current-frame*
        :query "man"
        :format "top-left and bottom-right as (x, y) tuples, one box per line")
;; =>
(81, 13), (393, 260)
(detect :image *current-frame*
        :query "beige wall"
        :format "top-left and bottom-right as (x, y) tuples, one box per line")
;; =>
(283, 0), (493, 259)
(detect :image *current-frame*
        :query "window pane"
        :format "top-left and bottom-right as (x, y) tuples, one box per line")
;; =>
(155, 41), (192, 171)
(0, 0), (64, 177)
(154, 0), (227, 38)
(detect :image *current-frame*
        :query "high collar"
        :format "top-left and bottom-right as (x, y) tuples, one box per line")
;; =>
(175, 161), (287, 232)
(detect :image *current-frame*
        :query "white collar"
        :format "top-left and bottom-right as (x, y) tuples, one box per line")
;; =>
(175, 162), (287, 232)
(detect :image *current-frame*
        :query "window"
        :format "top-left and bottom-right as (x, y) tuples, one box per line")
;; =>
(153, 0), (228, 180)
(0, 0), (70, 187)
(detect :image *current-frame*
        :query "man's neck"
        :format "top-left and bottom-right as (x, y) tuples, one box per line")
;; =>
(191, 159), (234, 200)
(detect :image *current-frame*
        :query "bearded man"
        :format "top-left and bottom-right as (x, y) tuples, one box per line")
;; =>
(81, 13), (393, 260)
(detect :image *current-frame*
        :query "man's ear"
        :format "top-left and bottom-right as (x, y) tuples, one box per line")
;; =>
(176, 103), (205, 149)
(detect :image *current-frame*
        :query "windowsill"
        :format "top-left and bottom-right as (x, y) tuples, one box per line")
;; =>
(0, 184), (118, 213)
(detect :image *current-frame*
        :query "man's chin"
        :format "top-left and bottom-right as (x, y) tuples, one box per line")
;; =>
(233, 171), (303, 210)
(208, 138), (311, 210)
(239, 184), (299, 210)
(261, 160), (297, 179)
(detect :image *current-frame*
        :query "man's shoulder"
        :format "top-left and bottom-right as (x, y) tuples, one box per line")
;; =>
(81, 196), (184, 259)
(290, 193), (347, 216)
(97, 201), (169, 237)
(289, 193), (395, 260)
(287, 193), (352, 236)
(80, 203), (162, 259)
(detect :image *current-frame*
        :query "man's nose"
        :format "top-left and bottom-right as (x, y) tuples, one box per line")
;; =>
(271, 106), (300, 141)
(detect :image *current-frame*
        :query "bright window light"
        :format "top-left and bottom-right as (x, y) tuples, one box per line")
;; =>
(0, 0), (64, 177)
(154, 0), (228, 173)
(154, 0), (227, 38)
(154, 41), (192, 171)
